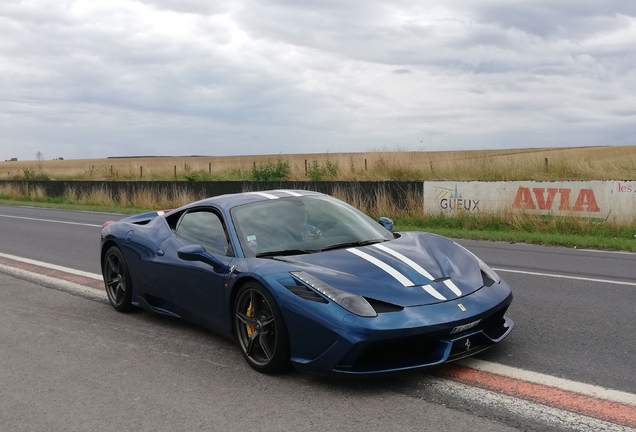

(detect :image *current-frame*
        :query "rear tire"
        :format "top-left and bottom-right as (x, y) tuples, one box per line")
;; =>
(102, 246), (134, 312)
(234, 282), (290, 373)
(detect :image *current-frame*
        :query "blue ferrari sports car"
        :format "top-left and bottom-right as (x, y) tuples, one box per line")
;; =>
(100, 189), (513, 376)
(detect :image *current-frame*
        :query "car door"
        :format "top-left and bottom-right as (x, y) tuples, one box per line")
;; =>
(153, 207), (234, 331)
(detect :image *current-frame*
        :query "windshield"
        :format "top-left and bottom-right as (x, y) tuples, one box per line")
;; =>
(231, 195), (394, 257)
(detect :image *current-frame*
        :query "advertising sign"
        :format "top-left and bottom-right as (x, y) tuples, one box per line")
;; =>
(608, 181), (636, 223)
(424, 181), (619, 220)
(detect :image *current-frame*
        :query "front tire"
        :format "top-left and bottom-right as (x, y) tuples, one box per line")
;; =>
(102, 246), (134, 312)
(234, 282), (290, 373)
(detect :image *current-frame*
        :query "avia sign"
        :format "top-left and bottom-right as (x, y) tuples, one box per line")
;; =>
(512, 187), (600, 212)
(423, 181), (615, 220)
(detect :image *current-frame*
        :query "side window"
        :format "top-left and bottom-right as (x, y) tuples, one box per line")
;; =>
(176, 210), (232, 256)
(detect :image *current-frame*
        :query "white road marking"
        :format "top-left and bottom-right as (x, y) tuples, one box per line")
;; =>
(0, 213), (101, 227)
(458, 358), (636, 407)
(458, 239), (636, 257)
(0, 252), (102, 280)
(10, 205), (123, 216)
(577, 248), (636, 256)
(493, 267), (636, 287)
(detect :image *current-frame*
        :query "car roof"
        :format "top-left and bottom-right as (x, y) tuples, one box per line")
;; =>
(182, 189), (325, 212)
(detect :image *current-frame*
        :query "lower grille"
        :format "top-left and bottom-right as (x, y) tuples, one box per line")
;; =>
(337, 336), (443, 372)
(448, 333), (490, 360)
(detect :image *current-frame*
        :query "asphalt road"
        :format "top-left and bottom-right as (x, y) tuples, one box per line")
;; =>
(1, 274), (522, 432)
(0, 205), (114, 273)
(1, 204), (635, 430)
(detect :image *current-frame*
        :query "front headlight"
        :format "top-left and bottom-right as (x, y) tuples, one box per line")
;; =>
(290, 271), (377, 317)
(453, 242), (501, 285)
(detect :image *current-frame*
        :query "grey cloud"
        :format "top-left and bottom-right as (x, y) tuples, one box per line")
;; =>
(141, 0), (232, 15)
(1, 0), (635, 160)
(235, 1), (636, 73)
(612, 109), (636, 117)
(472, 1), (636, 38)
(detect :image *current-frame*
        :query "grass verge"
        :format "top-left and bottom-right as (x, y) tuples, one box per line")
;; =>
(395, 213), (636, 252)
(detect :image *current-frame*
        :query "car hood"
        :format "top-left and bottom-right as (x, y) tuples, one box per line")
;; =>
(275, 232), (485, 307)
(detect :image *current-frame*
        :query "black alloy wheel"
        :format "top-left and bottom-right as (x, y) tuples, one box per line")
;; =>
(234, 283), (290, 373)
(102, 246), (134, 312)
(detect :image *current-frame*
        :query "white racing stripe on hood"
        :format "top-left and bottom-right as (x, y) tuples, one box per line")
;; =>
(372, 243), (450, 300)
(418, 285), (447, 301)
(444, 279), (463, 297)
(372, 243), (435, 279)
(347, 248), (414, 287)
(248, 192), (279, 199)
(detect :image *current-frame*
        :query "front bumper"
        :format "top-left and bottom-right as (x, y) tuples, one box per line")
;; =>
(330, 314), (513, 375)
(281, 281), (514, 377)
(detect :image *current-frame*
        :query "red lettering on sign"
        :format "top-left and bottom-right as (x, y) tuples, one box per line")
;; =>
(533, 188), (559, 210)
(512, 187), (601, 213)
(572, 189), (601, 212)
(558, 188), (571, 211)
(512, 187), (535, 209)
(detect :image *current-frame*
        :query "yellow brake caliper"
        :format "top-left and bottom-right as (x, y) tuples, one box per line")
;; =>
(246, 302), (255, 337)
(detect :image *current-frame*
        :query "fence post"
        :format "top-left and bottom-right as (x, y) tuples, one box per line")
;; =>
(364, 159), (367, 171)
(140, 166), (143, 178)
(209, 162), (212, 174)
(174, 166), (177, 178)
(304, 159), (308, 176)
(545, 158), (549, 171)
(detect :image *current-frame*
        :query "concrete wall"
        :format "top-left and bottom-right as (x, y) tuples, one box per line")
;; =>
(0, 180), (422, 212)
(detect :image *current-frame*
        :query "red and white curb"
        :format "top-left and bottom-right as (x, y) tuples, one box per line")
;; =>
(419, 377), (634, 431)
(0, 251), (635, 431)
(436, 361), (636, 430)
(0, 252), (106, 302)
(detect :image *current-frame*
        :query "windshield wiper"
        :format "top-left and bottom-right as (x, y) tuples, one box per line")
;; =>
(320, 239), (386, 252)
(255, 249), (316, 258)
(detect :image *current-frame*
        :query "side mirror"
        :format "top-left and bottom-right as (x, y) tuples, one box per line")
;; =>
(177, 244), (223, 267)
(378, 217), (394, 232)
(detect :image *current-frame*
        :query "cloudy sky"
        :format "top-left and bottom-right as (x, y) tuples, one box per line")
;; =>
(1, 0), (635, 160)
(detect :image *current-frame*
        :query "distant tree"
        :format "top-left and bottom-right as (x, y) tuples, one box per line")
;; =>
(36, 151), (44, 161)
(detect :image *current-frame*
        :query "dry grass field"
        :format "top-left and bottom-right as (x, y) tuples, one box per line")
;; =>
(2, 145), (635, 181)
(2, 146), (635, 247)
